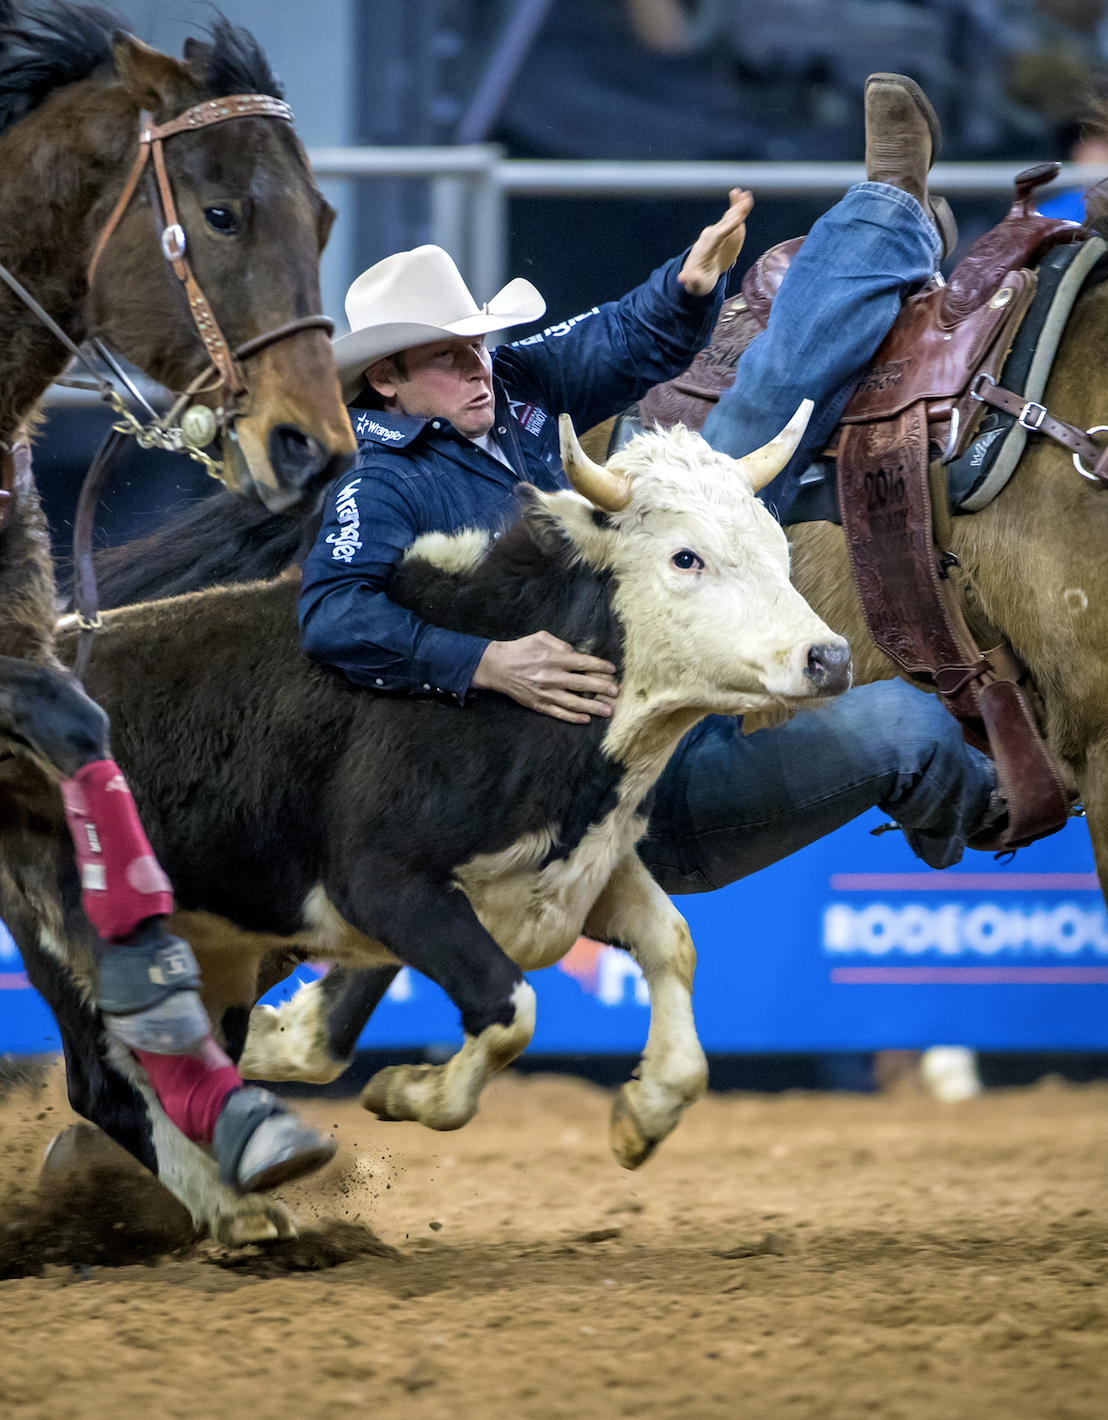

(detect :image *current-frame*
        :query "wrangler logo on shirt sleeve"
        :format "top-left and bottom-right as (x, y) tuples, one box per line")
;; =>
(327, 478), (363, 562)
(510, 307), (600, 347)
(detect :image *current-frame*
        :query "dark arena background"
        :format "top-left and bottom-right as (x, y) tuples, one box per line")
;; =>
(1, 3), (1107, 1418)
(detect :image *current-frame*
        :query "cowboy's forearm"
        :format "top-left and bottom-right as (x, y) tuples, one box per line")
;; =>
(300, 577), (488, 701)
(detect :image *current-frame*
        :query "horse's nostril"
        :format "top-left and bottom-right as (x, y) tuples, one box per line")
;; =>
(805, 642), (851, 694)
(267, 424), (328, 487)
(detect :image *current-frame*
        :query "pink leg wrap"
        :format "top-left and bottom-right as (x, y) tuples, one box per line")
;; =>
(134, 1036), (243, 1144)
(60, 759), (174, 942)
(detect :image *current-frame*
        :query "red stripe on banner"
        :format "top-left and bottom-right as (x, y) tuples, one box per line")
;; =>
(0, 972), (31, 990)
(831, 966), (1108, 985)
(829, 873), (1101, 892)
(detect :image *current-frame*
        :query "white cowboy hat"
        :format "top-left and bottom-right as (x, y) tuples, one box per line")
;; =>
(332, 245), (546, 401)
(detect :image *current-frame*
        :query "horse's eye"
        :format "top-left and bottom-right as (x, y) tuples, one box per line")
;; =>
(672, 549), (704, 571)
(203, 206), (238, 234)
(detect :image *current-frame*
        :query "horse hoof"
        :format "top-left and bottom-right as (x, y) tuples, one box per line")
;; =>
(609, 1088), (659, 1171)
(216, 1200), (299, 1246)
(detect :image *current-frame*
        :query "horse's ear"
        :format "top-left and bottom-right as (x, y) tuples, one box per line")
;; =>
(111, 32), (196, 118)
(318, 199), (337, 254)
(182, 36), (215, 82)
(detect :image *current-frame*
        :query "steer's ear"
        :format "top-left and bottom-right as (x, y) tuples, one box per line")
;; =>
(522, 487), (616, 569)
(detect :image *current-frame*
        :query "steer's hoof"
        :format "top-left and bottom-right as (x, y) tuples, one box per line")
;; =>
(214, 1199), (299, 1247)
(609, 1088), (659, 1171)
(361, 1063), (473, 1131)
(361, 1065), (418, 1122)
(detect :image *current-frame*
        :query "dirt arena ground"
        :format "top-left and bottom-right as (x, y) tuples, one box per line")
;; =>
(0, 1062), (1106, 1420)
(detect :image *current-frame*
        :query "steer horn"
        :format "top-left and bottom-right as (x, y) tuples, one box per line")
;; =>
(559, 413), (632, 512)
(734, 399), (814, 493)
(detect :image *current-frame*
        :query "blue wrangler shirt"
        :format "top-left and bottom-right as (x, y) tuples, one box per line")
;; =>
(299, 253), (724, 700)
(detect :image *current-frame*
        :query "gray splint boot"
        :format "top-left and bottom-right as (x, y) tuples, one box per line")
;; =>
(97, 920), (210, 1054)
(213, 1086), (337, 1193)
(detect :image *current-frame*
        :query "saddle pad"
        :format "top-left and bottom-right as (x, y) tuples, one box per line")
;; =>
(949, 235), (1108, 511)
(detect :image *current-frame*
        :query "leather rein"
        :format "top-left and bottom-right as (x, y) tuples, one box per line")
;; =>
(0, 92), (335, 681)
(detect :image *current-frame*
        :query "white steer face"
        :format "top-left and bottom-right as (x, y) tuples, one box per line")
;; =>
(614, 491), (850, 710)
(553, 412), (851, 715)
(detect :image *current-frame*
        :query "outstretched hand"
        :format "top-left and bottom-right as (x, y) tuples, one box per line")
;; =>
(472, 631), (620, 725)
(678, 188), (754, 296)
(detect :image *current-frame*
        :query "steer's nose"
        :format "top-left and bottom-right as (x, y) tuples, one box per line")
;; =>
(804, 641), (852, 696)
(267, 424), (329, 490)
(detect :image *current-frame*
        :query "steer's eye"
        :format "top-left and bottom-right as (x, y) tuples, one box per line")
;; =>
(672, 549), (704, 571)
(203, 206), (238, 234)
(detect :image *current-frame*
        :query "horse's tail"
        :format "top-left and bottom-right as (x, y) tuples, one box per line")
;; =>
(91, 492), (316, 610)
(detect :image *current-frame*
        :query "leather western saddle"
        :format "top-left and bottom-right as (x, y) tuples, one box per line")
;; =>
(638, 163), (1102, 851)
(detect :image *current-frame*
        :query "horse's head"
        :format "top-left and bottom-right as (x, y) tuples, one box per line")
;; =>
(86, 25), (356, 511)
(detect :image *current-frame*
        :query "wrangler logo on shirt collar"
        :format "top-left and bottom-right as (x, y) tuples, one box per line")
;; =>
(327, 478), (363, 562)
(355, 413), (404, 441)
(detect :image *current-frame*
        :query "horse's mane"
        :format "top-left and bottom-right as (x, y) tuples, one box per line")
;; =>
(1084, 185), (1108, 240)
(0, 2), (281, 139)
(185, 16), (283, 103)
(91, 492), (307, 610)
(0, 1), (119, 133)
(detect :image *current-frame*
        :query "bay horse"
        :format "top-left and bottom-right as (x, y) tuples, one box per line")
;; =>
(0, 1), (353, 1239)
(634, 195), (1108, 879)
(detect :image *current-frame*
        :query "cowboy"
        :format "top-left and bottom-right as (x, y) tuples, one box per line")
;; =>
(300, 74), (1003, 903)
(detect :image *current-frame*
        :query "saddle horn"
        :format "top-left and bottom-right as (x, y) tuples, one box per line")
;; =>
(559, 413), (632, 512)
(733, 399), (814, 492)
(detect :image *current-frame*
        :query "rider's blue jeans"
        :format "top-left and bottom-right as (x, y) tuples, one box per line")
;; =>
(702, 181), (942, 521)
(644, 184), (993, 892)
(643, 682), (995, 893)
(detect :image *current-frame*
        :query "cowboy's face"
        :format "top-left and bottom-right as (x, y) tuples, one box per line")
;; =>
(366, 336), (495, 439)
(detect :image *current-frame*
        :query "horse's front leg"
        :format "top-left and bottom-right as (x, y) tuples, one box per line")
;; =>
(9, 904), (297, 1246)
(584, 851), (708, 1170)
(0, 655), (109, 777)
(0, 655), (214, 1051)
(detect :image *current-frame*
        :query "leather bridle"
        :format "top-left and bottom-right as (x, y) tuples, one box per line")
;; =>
(0, 91), (338, 681)
(87, 91), (334, 426)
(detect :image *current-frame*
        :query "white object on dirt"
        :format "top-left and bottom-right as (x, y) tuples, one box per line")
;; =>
(920, 1046), (983, 1102)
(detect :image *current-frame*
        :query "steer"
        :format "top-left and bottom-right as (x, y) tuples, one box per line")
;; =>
(6, 405), (849, 1241)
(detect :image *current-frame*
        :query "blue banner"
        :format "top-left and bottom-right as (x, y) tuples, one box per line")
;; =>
(2, 808), (1105, 1056)
(0, 921), (62, 1054)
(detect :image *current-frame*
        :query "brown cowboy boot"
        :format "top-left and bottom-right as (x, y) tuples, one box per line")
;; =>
(864, 72), (958, 258)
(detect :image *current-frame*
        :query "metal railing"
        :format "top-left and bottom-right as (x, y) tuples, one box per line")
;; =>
(46, 149), (1106, 403)
(307, 145), (1108, 301)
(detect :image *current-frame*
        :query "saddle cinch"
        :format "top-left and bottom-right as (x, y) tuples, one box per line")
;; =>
(639, 162), (1105, 851)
